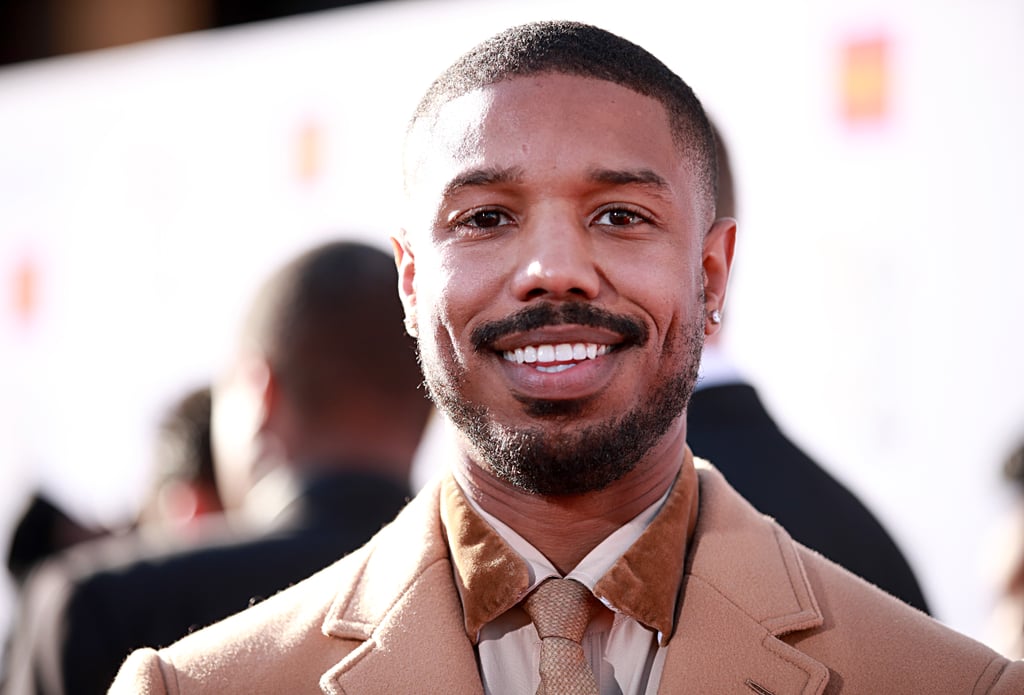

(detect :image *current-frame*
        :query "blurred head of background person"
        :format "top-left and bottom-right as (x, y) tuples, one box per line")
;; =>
(135, 385), (223, 536)
(686, 120), (930, 614)
(211, 239), (432, 525)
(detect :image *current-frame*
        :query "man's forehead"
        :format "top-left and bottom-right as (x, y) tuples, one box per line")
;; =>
(404, 74), (675, 187)
(415, 72), (659, 132)
(416, 87), (494, 163)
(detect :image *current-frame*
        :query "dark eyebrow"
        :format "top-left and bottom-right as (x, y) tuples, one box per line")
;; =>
(587, 167), (670, 190)
(442, 166), (524, 198)
(440, 165), (670, 199)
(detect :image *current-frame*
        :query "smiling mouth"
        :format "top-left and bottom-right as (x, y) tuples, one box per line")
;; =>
(501, 342), (613, 373)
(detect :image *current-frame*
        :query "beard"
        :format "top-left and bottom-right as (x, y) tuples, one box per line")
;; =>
(418, 300), (705, 496)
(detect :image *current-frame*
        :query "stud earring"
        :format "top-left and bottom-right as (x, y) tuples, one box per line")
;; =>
(710, 309), (722, 325)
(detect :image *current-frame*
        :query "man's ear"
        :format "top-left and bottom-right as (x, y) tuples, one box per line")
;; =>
(702, 216), (737, 336)
(390, 230), (418, 338)
(258, 361), (279, 433)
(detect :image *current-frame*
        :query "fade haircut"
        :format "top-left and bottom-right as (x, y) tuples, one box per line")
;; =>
(408, 20), (718, 213)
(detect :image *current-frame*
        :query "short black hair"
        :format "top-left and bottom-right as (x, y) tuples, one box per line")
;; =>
(243, 241), (422, 418)
(410, 20), (717, 210)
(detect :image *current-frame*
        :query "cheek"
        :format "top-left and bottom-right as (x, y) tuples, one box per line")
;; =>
(426, 247), (498, 327)
(411, 254), (469, 365)
(620, 252), (698, 325)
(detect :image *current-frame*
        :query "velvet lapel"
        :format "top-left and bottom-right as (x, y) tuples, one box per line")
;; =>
(317, 479), (484, 695)
(657, 460), (830, 695)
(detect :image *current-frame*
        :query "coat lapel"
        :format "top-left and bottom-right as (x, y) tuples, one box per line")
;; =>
(658, 575), (829, 694)
(316, 479), (484, 695)
(657, 461), (830, 694)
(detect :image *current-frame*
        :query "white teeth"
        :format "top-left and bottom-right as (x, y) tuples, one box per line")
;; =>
(502, 342), (612, 365)
(537, 364), (574, 373)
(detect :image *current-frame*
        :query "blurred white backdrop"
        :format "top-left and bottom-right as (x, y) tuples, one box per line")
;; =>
(1, 0), (1023, 654)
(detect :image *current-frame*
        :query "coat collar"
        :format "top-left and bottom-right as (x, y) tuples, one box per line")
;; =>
(314, 457), (831, 694)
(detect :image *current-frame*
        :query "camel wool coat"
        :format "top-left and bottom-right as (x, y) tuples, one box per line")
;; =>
(109, 457), (1024, 694)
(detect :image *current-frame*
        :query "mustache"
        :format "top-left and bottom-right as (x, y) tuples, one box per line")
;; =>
(471, 302), (648, 350)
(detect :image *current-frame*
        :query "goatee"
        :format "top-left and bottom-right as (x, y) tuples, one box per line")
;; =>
(419, 301), (704, 495)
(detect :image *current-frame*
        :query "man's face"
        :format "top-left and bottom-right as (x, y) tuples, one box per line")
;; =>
(396, 73), (727, 495)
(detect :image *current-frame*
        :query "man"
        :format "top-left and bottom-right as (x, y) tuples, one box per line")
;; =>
(110, 21), (1023, 694)
(687, 124), (931, 614)
(5, 241), (430, 695)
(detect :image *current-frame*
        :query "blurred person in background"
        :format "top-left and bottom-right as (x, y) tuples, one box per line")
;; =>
(1, 385), (220, 690)
(2, 240), (431, 695)
(134, 385), (223, 537)
(686, 122), (931, 614)
(6, 384), (221, 594)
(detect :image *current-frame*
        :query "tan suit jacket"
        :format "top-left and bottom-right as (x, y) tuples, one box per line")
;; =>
(109, 459), (1024, 694)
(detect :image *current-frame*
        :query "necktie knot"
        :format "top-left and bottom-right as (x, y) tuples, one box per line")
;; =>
(522, 578), (601, 695)
(523, 578), (600, 643)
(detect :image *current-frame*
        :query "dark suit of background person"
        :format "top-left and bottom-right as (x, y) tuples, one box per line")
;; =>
(1, 241), (432, 695)
(686, 125), (931, 614)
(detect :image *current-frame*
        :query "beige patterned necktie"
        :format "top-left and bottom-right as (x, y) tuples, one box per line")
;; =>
(522, 578), (601, 695)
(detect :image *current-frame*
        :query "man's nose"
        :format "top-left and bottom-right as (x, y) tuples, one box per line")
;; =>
(510, 215), (601, 302)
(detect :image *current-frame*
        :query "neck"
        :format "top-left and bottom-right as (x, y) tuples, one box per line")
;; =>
(453, 424), (687, 574)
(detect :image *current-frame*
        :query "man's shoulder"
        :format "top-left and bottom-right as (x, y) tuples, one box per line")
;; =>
(688, 462), (1023, 693)
(793, 548), (1024, 693)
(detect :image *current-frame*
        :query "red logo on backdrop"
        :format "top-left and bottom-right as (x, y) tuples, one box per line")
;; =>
(841, 35), (890, 124)
(296, 120), (323, 184)
(11, 254), (38, 328)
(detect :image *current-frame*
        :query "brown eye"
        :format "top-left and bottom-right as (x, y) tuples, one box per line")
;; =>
(470, 209), (506, 228)
(606, 210), (638, 225)
(596, 208), (647, 226)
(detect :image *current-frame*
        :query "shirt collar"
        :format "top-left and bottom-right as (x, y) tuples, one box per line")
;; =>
(440, 473), (531, 643)
(440, 449), (700, 646)
(466, 478), (670, 592)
